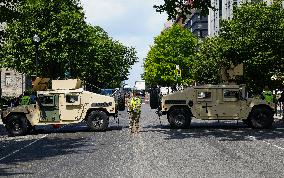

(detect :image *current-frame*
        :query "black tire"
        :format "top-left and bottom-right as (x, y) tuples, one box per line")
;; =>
(86, 110), (109, 131)
(150, 88), (160, 109)
(6, 114), (28, 136)
(242, 119), (252, 127)
(249, 107), (274, 129)
(168, 108), (191, 129)
(117, 92), (125, 111)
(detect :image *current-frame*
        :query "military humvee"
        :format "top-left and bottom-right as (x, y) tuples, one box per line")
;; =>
(151, 64), (276, 129)
(1, 78), (124, 136)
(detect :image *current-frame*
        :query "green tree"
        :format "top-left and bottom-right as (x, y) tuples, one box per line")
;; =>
(82, 25), (137, 90)
(219, 1), (284, 93)
(193, 37), (227, 85)
(154, 0), (212, 21)
(2, 0), (89, 78)
(1, 0), (137, 89)
(144, 24), (197, 87)
(0, 0), (23, 42)
(195, 1), (284, 93)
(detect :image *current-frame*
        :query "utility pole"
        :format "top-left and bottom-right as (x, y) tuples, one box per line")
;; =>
(33, 34), (40, 77)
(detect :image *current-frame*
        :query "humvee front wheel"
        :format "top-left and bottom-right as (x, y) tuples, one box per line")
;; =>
(168, 108), (191, 129)
(86, 111), (109, 131)
(249, 107), (274, 129)
(6, 114), (28, 136)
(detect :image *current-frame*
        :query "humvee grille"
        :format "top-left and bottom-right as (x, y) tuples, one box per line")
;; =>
(165, 100), (186, 104)
(91, 102), (112, 107)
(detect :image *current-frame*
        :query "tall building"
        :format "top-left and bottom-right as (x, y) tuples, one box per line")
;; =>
(184, 11), (208, 39)
(208, 0), (246, 36)
(188, 0), (281, 38)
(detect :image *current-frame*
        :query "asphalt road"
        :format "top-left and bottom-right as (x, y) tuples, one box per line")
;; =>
(1, 104), (284, 178)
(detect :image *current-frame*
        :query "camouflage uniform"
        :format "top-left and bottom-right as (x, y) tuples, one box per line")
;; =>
(128, 95), (142, 133)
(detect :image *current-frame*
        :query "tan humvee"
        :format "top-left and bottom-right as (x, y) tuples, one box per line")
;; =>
(1, 78), (121, 136)
(155, 64), (276, 129)
(159, 84), (275, 129)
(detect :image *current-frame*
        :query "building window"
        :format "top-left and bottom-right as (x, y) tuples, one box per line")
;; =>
(5, 73), (11, 86)
(197, 31), (201, 37)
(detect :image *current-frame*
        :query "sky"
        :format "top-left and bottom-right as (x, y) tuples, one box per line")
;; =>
(81, 0), (167, 87)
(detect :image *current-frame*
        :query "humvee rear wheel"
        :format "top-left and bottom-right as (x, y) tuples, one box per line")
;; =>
(86, 111), (109, 131)
(168, 108), (191, 129)
(249, 107), (274, 129)
(6, 114), (28, 136)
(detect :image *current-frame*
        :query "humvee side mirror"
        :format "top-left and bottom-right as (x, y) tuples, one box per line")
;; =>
(238, 90), (246, 100)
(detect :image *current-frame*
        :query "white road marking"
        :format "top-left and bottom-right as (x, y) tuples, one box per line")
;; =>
(0, 134), (48, 162)
(248, 136), (284, 151)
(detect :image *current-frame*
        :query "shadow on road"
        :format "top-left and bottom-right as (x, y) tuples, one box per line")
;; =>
(0, 121), (125, 176)
(0, 125), (7, 136)
(0, 135), (94, 176)
(142, 121), (284, 142)
(0, 123), (123, 137)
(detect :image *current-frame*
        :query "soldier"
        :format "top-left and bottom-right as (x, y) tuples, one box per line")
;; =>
(262, 86), (273, 103)
(128, 90), (142, 133)
(20, 91), (31, 105)
(278, 90), (284, 121)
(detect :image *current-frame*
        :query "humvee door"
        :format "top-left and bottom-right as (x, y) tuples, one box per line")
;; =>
(59, 93), (84, 121)
(217, 89), (242, 119)
(195, 89), (217, 119)
(38, 94), (60, 122)
(195, 88), (242, 119)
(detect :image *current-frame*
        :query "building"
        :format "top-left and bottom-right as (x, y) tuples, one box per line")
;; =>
(184, 0), (239, 38)
(0, 68), (31, 97)
(187, 0), (280, 38)
(184, 11), (208, 39)
(208, 0), (245, 36)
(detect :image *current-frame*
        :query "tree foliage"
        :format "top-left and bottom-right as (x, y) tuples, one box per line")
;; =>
(0, 0), (23, 42)
(154, 0), (212, 21)
(143, 24), (197, 87)
(1, 0), (137, 89)
(196, 1), (284, 93)
(220, 1), (284, 92)
(193, 37), (227, 85)
(82, 26), (138, 89)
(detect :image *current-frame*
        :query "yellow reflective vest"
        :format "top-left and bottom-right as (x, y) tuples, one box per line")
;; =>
(21, 95), (30, 105)
(129, 96), (142, 113)
(263, 90), (273, 103)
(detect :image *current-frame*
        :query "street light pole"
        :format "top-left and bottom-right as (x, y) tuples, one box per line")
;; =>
(33, 34), (40, 77)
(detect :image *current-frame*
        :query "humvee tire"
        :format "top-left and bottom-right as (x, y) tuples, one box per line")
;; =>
(6, 114), (28, 136)
(249, 107), (274, 129)
(168, 108), (191, 129)
(86, 110), (109, 131)
(150, 88), (160, 109)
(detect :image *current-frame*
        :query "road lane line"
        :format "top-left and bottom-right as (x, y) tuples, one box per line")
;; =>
(248, 136), (284, 151)
(0, 134), (48, 162)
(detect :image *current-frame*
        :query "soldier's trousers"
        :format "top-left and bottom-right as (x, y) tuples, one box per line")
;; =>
(129, 113), (140, 133)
